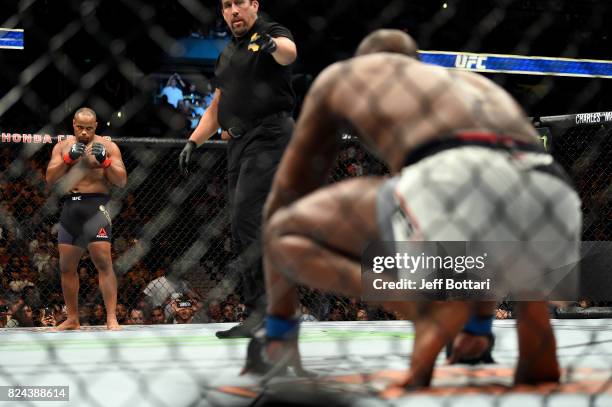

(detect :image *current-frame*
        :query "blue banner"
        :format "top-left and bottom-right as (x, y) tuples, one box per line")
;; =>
(419, 51), (612, 78)
(0, 29), (24, 49)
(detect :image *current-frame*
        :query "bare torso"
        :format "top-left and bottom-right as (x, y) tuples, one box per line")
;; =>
(326, 53), (539, 173)
(59, 135), (112, 194)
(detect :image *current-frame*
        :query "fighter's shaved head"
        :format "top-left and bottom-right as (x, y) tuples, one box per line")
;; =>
(355, 29), (419, 59)
(74, 107), (97, 121)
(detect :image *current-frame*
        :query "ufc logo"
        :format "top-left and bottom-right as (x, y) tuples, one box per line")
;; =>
(72, 196), (81, 201)
(455, 54), (487, 70)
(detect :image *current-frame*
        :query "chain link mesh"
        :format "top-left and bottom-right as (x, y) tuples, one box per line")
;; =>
(1, 122), (610, 323)
(1, 0), (611, 404)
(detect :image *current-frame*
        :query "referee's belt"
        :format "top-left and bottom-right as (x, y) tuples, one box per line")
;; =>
(227, 111), (290, 139)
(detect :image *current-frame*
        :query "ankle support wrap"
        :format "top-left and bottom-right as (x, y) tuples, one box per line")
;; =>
(265, 315), (300, 340)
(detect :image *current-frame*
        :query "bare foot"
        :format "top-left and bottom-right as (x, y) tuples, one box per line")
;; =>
(54, 319), (80, 331)
(106, 319), (121, 331)
(379, 372), (413, 399)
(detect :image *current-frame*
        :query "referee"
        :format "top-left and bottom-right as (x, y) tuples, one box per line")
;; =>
(179, 0), (297, 338)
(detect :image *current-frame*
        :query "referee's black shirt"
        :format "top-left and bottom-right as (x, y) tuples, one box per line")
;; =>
(215, 18), (295, 131)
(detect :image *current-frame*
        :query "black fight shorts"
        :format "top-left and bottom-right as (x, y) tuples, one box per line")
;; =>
(58, 193), (112, 248)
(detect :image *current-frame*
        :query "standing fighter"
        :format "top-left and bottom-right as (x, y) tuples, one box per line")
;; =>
(178, 0), (297, 338)
(46, 107), (126, 331)
(249, 30), (582, 388)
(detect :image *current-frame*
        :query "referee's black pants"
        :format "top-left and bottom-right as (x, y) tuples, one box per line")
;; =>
(226, 117), (293, 313)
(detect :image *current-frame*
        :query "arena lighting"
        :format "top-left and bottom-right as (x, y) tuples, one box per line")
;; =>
(419, 50), (612, 78)
(0, 28), (24, 49)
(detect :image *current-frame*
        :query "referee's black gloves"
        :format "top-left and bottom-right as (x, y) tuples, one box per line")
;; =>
(179, 141), (196, 176)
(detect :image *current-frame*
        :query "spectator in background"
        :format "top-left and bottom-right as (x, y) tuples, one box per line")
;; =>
(0, 299), (10, 328)
(0, 246), (9, 269)
(143, 268), (191, 309)
(14, 304), (35, 327)
(91, 303), (105, 325)
(134, 296), (151, 320)
(299, 305), (317, 322)
(116, 303), (128, 325)
(203, 82), (215, 108)
(356, 308), (368, 321)
(39, 306), (57, 327)
(29, 231), (48, 255)
(173, 298), (195, 324)
(78, 304), (92, 326)
(189, 24), (206, 39)
(21, 285), (41, 311)
(345, 298), (361, 320)
(127, 308), (144, 325)
(150, 306), (166, 324)
(178, 100), (196, 131)
(192, 98), (206, 118)
(185, 83), (203, 105)
(209, 18), (229, 39)
(78, 266), (88, 284)
(39, 256), (60, 293)
(53, 304), (67, 326)
(207, 300), (223, 323)
(119, 265), (148, 306)
(32, 243), (51, 273)
(328, 302), (347, 321)
(161, 73), (186, 108)
(222, 303), (235, 322)
(8, 268), (34, 295)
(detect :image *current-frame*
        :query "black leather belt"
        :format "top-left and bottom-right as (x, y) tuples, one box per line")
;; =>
(403, 132), (546, 167)
(227, 111), (290, 139)
(403, 132), (572, 187)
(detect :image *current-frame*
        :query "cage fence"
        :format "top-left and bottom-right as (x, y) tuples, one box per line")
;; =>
(0, 0), (611, 406)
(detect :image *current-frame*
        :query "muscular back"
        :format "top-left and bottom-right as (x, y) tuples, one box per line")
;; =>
(265, 52), (541, 213)
(318, 53), (539, 173)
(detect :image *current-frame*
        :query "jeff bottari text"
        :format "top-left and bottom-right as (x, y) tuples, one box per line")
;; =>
(371, 253), (491, 291)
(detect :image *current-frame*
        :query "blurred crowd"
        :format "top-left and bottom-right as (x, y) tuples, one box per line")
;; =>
(0, 142), (398, 329)
(1, 129), (610, 328)
(155, 73), (219, 138)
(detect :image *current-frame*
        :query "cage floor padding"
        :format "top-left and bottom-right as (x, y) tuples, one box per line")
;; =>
(1, 320), (611, 406)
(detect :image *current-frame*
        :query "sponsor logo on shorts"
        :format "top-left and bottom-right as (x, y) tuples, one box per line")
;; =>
(96, 227), (108, 239)
(72, 196), (81, 201)
(99, 205), (112, 224)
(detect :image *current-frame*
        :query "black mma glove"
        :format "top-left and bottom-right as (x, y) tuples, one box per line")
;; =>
(91, 142), (107, 164)
(178, 140), (196, 176)
(90, 142), (112, 168)
(63, 142), (86, 164)
(250, 32), (277, 54)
